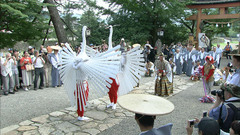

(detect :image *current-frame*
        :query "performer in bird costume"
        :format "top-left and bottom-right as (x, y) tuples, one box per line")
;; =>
(106, 25), (145, 109)
(58, 26), (121, 120)
(106, 25), (120, 109)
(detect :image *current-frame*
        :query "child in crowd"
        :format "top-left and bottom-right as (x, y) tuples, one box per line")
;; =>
(190, 60), (203, 81)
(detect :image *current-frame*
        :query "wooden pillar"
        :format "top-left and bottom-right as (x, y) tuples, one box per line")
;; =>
(196, 8), (202, 49)
(238, 41), (240, 54)
(219, 7), (225, 15)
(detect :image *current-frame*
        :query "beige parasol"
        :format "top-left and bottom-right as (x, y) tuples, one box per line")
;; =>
(118, 94), (174, 116)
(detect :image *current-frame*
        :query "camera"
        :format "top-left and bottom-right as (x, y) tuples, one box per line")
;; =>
(203, 111), (207, 117)
(189, 120), (194, 126)
(38, 54), (42, 57)
(211, 89), (223, 98)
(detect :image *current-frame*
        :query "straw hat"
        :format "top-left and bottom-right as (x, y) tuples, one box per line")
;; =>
(118, 94), (174, 116)
(132, 44), (141, 48)
(51, 46), (62, 50)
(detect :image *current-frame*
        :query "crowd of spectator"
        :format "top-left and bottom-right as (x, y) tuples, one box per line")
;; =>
(0, 44), (63, 96)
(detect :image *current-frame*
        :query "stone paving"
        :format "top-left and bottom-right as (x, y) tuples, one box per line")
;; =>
(1, 75), (197, 135)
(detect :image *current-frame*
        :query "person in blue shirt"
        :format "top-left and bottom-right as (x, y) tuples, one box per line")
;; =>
(208, 84), (240, 133)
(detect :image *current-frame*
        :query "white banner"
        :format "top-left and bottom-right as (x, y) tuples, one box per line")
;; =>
(199, 33), (210, 48)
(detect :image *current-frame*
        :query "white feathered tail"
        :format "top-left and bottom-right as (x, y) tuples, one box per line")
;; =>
(117, 46), (145, 96)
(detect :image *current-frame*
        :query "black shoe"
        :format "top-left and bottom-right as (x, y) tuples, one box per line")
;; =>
(39, 87), (43, 89)
(9, 91), (15, 94)
(34, 88), (37, 90)
(4, 92), (9, 95)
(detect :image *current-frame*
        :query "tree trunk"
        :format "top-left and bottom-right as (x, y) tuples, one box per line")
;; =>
(42, 19), (52, 45)
(44, 0), (68, 44)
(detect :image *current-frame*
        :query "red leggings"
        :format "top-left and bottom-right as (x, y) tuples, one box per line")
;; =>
(108, 78), (119, 104)
(76, 81), (89, 117)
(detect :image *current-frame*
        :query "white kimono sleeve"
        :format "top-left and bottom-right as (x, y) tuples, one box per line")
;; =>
(173, 65), (176, 73)
(192, 55), (196, 63)
(51, 57), (58, 69)
(180, 56), (183, 65)
(154, 66), (160, 80)
(165, 63), (173, 83)
(150, 64), (154, 71)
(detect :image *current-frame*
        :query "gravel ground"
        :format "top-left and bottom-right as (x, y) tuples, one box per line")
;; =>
(0, 87), (70, 129)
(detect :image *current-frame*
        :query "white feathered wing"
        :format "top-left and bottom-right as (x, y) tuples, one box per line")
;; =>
(58, 26), (121, 111)
(58, 44), (77, 107)
(117, 46), (145, 96)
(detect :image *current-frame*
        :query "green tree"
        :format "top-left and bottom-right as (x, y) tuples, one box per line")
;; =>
(0, 0), (50, 48)
(104, 0), (191, 46)
(77, 10), (108, 46)
(44, 0), (68, 44)
(62, 7), (79, 46)
(59, 0), (109, 46)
